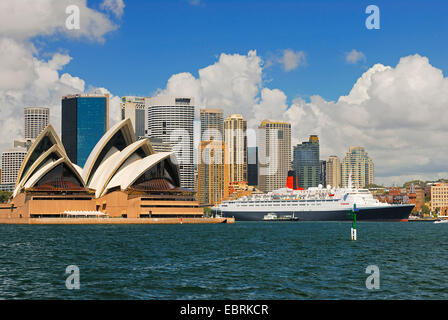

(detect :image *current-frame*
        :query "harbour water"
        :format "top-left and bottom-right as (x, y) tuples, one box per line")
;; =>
(0, 222), (447, 299)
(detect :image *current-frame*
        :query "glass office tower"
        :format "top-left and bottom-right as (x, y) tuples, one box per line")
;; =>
(62, 94), (109, 167)
(292, 135), (320, 189)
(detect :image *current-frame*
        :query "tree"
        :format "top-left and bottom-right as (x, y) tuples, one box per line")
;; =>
(203, 207), (212, 217)
(421, 204), (430, 217)
(0, 191), (12, 203)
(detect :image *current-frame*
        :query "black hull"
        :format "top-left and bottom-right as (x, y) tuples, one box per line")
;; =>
(213, 205), (413, 222)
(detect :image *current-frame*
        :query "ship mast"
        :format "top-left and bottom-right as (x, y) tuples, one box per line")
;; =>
(348, 170), (353, 189)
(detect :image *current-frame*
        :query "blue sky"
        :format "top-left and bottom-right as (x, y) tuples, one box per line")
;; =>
(37, 0), (448, 102)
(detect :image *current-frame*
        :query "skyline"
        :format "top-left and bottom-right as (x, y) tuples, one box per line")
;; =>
(0, 0), (447, 186)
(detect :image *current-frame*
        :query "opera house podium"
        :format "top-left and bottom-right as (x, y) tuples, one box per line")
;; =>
(0, 119), (231, 224)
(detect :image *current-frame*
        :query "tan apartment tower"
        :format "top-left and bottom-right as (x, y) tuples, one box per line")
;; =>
(341, 147), (374, 188)
(224, 114), (247, 184)
(198, 109), (226, 205)
(326, 155), (341, 188)
(197, 140), (229, 206)
(257, 120), (291, 193)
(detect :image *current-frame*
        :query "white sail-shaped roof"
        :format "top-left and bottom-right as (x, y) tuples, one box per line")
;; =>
(89, 139), (154, 198)
(13, 144), (66, 198)
(11, 118), (182, 200)
(23, 157), (85, 190)
(16, 125), (66, 186)
(82, 119), (136, 185)
(105, 152), (174, 193)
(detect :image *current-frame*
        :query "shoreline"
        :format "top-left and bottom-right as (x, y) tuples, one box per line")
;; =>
(0, 217), (235, 225)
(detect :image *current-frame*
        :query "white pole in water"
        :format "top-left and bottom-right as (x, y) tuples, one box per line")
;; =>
(351, 227), (357, 240)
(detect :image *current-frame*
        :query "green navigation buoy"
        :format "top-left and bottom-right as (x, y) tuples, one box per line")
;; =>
(350, 204), (359, 240)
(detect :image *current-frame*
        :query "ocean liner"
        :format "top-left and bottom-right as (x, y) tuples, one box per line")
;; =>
(211, 175), (413, 222)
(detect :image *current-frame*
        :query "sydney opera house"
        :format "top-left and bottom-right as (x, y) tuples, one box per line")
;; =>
(0, 119), (208, 223)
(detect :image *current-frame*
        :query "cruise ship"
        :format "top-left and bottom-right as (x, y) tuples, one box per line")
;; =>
(212, 176), (414, 222)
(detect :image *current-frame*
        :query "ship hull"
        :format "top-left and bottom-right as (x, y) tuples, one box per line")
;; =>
(213, 205), (413, 222)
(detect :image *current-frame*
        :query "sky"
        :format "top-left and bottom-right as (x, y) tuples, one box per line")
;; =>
(0, 0), (447, 186)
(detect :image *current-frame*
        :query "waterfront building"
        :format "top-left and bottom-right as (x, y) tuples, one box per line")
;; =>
(326, 155), (341, 188)
(24, 107), (49, 140)
(224, 114), (247, 185)
(341, 147), (374, 188)
(257, 120), (291, 193)
(292, 135), (320, 189)
(406, 185), (425, 213)
(247, 147), (258, 186)
(121, 96), (146, 138)
(1, 147), (27, 192)
(430, 183), (448, 216)
(61, 93), (109, 167)
(4, 119), (202, 222)
(320, 160), (327, 187)
(197, 140), (229, 206)
(228, 182), (262, 200)
(198, 109), (226, 205)
(146, 96), (195, 190)
(200, 109), (224, 141)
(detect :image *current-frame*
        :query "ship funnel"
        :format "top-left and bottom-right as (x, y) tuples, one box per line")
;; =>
(287, 170), (304, 190)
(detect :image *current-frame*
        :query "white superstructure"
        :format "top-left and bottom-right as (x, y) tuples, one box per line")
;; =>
(212, 175), (413, 221)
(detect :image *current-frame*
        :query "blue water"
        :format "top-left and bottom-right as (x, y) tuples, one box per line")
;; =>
(0, 222), (447, 299)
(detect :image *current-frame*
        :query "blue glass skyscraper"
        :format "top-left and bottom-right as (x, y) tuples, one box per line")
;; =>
(62, 94), (109, 167)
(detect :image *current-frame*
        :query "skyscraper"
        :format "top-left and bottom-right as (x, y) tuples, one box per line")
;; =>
(292, 135), (320, 189)
(146, 96), (195, 189)
(200, 108), (224, 141)
(197, 140), (229, 206)
(258, 120), (291, 193)
(61, 94), (109, 166)
(247, 146), (258, 186)
(326, 155), (341, 188)
(319, 160), (327, 187)
(198, 109), (226, 204)
(1, 147), (27, 191)
(224, 114), (247, 184)
(341, 147), (374, 188)
(121, 96), (146, 138)
(24, 107), (49, 139)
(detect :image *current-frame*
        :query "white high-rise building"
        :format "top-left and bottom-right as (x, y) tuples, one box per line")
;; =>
(146, 96), (195, 190)
(257, 120), (291, 193)
(24, 107), (49, 139)
(121, 96), (146, 139)
(341, 147), (374, 188)
(1, 147), (27, 191)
